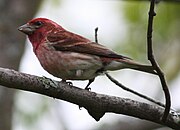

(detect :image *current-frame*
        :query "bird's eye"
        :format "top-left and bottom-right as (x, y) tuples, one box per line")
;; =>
(34, 21), (43, 26)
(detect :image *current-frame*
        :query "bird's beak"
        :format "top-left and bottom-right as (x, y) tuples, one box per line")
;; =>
(18, 24), (35, 35)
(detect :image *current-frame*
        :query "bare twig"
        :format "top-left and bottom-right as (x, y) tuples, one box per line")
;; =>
(105, 73), (166, 107)
(95, 27), (98, 43)
(147, 0), (171, 122)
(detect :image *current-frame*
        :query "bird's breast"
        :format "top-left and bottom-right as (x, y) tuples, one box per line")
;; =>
(35, 44), (103, 80)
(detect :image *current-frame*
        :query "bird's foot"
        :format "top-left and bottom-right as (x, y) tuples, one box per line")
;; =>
(84, 78), (95, 91)
(60, 80), (73, 86)
(79, 105), (82, 110)
(85, 86), (91, 91)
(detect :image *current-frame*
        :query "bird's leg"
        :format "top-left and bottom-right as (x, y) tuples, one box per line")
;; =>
(79, 78), (95, 109)
(79, 79), (95, 109)
(85, 78), (95, 90)
(61, 79), (73, 86)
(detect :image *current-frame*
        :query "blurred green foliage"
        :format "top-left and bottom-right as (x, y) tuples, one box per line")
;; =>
(116, 2), (180, 81)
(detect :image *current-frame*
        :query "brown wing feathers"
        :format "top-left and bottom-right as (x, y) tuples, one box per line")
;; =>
(47, 30), (131, 60)
(52, 42), (131, 60)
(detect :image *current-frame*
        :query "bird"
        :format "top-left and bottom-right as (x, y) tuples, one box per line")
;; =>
(18, 18), (156, 90)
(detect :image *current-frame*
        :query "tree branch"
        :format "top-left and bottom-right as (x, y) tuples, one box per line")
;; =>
(0, 67), (179, 129)
(105, 73), (167, 108)
(147, 0), (171, 122)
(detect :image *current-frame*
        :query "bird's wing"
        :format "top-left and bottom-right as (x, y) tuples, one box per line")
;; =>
(47, 30), (131, 59)
(47, 29), (90, 45)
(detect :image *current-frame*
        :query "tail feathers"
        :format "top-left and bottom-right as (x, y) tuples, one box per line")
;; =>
(127, 63), (157, 75)
(106, 59), (157, 75)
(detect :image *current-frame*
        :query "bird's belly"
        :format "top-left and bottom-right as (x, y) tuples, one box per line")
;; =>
(36, 47), (103, 80)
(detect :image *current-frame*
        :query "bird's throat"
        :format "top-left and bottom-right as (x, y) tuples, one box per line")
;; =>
(28, 33), (45, 54)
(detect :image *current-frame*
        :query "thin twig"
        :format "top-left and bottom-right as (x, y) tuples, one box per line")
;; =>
(95, 27), (98, 43)
(147, 0), (171, 122)
(105, 73), (167, 108)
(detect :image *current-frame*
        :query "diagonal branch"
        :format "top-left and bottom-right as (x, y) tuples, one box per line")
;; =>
(105, 73), (166, 108)
(147, 0), (171, 122)
(0, 67), (179, 129)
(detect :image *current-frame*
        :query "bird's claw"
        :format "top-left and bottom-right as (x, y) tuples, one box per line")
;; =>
(60, 80), (73, 86)
(79, 105), (82, 110)
(84, 78), (94, 90)
(66, 81), (73, 86)
(85, 86), (91, 91)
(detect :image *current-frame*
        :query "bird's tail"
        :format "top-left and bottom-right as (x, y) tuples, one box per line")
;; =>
(126, 62), (157, 75)
(106, 59), (157, 75)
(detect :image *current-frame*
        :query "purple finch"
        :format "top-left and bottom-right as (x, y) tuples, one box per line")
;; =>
(18, 18), (156, 89)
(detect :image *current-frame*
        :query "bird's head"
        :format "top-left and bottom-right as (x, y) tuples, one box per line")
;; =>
(18, 18), (61, 36)
(18, 18), (64, 49)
